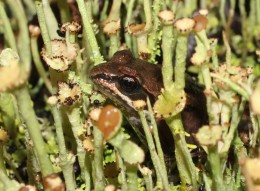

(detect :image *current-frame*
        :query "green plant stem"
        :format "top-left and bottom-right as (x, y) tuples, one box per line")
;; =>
(84, 1), (93, 21)
(102, 0), (122, 58)
(146, 98), (167, 174)
(34, 0), (52, 55)
(66, 106), (90, 189)
(166, 114), (198, 190)
(107, 0), (121, 21)
(220, 0), (227, 26)
(125, 164), (139, 191)
(84, 152), (92, 191)
(6, 0), (31, 71)
(31, 37), (52, 93)
(200, 0), (206, 9)
(171, 0), (179, 12)
(223, 32), (231, 66)
(210, 39), (219, 69)
(23, 0), (36, 19)
(91, 0), (99, 16)
(184, 0), (196, 16)
(162, 24), (174, 89)
(13, 85), (54, 176)
(100, 0), (109, 21)
(0, 170), (21, 191)
(0, 1), (17, 51)
(220, 101), (231, 127)
(117, 152), (127, 191)
(0, 145), (6, 175)
(256, 0), (260, 25)
(65, 29), (76, 45)
(194, 30), (217, 125)
(148, 0), (162, 63)
(138, 165), (153, 191)
(76, 0), (104, 66)
(220, 101), (244, 155)
(3, 151), (23, 183)
(249, 109), (259, 147)
(143, 0), (152, 31)
(136, 33), (148, 58)
(57, 0), (71, 23)
(196, 30), (211, 50)
(175, 35), (188, 90)
(239, 0), (248, 63)
(224, 0), (235, 37)
(201, 64), (218, 125)
(218, 89), (236, 127)
(52, 107), (76, 191)
(201, 64), (212, 91)
(109, 34), (120, 58)
(202, 172), (212, 191)
(124, 0), (135, 50)
(0, 93), (16, 138)
(208, 146), (225, 191)
(93, 127), (105, 191)
(211, 73), (250, 100)
(42, 0), (59, 39)
(138, 110), (170, 191)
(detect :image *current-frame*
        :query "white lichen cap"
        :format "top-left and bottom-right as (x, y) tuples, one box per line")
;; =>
(174, 18), (195, 34)
(41, 39), (78, 72)
(126, 23), (147, 36)
(103, 20), (121, 35)
(158, 10), (175, 25)
(0, 48), (29, 92)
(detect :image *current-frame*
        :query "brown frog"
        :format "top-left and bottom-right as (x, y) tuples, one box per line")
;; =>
(90, 50), (208, 154)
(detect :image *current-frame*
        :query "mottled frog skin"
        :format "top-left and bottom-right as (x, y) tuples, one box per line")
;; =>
(90, 50), (208, 154)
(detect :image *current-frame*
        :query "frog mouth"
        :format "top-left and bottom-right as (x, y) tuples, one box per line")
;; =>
(91, 76), (136, 112)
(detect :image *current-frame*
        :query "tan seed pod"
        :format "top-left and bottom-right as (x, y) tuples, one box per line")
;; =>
(126, 23), (146, 36)
(41, 40), (78, 72)
(56, 81), (82, 106)
(60, 21), (81, 33)
(132, 99), (146, 110)
(103, 20), (121, 35)
(0, 49), (29, 92)
(158, 10), (175, 25)
(174, 18), (195, 34)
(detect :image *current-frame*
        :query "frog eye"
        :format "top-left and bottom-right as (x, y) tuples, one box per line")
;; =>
(118, 76), (139, 93)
